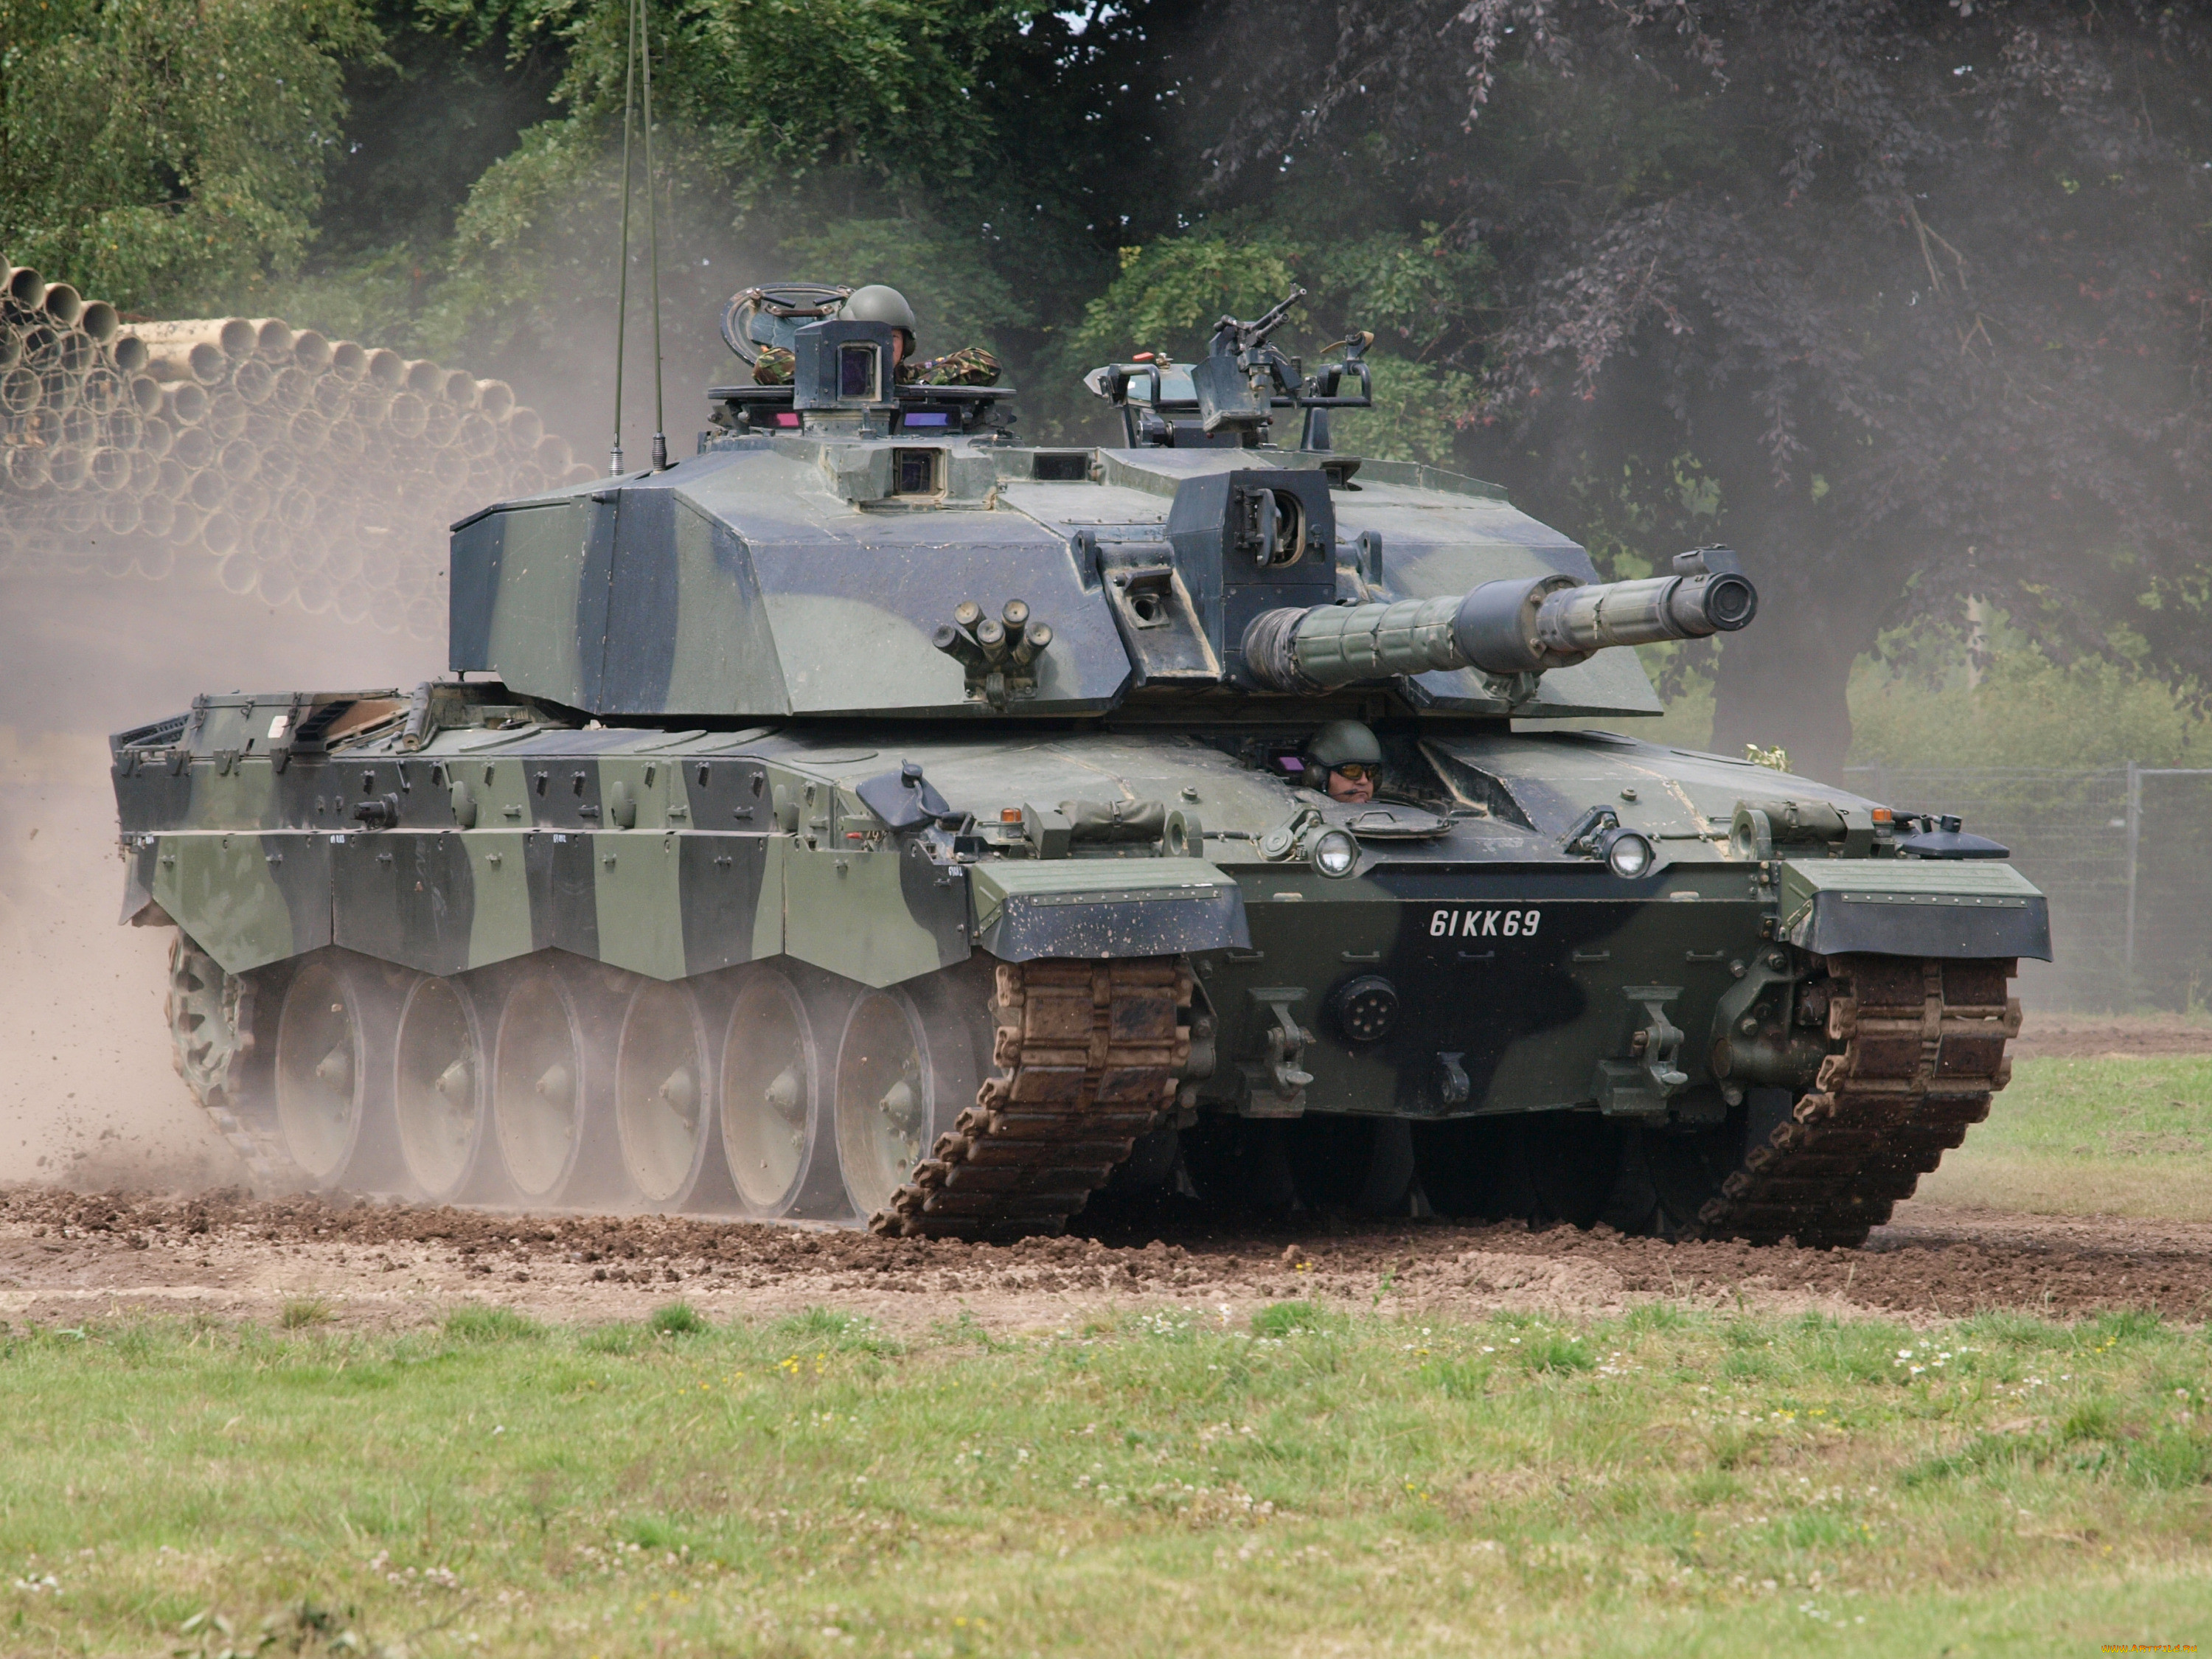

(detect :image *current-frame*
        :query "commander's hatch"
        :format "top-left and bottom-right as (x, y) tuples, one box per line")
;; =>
(708, 282), (1011, 439)
(1086, 358), (1373, 452)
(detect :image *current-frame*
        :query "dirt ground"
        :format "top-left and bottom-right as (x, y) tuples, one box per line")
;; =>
(3, 1185), (2207, 1335)
(2008, 1010), (2212, 1060)
(6, 975), (2210, 1338)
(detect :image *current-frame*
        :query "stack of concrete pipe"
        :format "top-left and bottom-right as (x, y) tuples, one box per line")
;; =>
(0, 258), (596, 638)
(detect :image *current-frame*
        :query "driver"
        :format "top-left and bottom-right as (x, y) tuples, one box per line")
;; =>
(752, 285), (1000, 388)
(1302, 719), (1383, 804)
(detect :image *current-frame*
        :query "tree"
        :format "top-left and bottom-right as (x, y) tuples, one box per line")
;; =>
(400, 0), (1212, 437)
(1193, 0), (2212, 779)
(0, 0), (381, 313)
(1065, 211), (1490, 462)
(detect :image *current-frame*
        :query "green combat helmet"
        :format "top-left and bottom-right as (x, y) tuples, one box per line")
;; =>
(837, 286), (1001, 386)
(109, 281), (2047, 1250)
(841, 284), (919, 355)
(1304, 719), (1382, 771)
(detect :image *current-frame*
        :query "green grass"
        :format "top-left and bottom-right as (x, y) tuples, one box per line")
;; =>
(2, 1304), (2210, 1657)
(1918, 1055), (2212, 1220)
(648, 1301), (710, 1338)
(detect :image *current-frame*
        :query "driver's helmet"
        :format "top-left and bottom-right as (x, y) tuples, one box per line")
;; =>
(1305, 719), (1382, 776)
(841, 285), (918, 355)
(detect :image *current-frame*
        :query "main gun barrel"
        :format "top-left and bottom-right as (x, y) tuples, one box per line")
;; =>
(1242, 549), (1757, 694)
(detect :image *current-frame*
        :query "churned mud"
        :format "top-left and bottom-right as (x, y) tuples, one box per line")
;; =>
(1, 1186), (2206, 1334)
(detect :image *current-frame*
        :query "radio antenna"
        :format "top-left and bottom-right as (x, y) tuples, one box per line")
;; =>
(607, 0), (640, 476)
(641, 0), (667, 470)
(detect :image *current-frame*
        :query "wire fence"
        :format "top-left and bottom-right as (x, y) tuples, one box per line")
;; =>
(1841, 764), (2212, 1011)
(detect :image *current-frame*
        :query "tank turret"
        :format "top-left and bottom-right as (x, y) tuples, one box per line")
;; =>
(1240, 548), (1758, 694)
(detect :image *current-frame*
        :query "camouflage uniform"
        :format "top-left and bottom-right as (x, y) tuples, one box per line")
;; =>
(753, 343), (995, 389)
(899, 347), (1001, 388)
(753, 345), (796, 386)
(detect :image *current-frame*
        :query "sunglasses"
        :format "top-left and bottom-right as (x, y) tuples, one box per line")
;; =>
(1329, 762), (1371, 782)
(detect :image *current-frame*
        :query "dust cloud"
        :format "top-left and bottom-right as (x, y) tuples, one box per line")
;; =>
(0, 213), (754, 1194)
(0, 557), (439, 1189)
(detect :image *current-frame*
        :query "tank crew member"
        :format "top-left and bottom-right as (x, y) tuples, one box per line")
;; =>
(752, 285), (1001, 388)
(1303, 719), (1382, 804)
(843, 284), (918, 373)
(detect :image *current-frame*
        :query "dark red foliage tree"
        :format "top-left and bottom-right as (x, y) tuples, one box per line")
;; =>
(1201, 0), (2212, 779)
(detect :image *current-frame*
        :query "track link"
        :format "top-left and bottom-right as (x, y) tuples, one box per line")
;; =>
(871, 958), (1193, 1239)
(1696, 956), (2022, 1248)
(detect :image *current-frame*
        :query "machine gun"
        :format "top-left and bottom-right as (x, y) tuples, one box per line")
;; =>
(1091, 290), (1376, 448)
(1210, 286), (1306, 364)
(1241, 547), (1759, 694)
(1191, 285), (1377, 442)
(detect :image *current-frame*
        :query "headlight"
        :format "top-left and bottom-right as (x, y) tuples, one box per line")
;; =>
(1604, 829), (1655, 879)
(1311, 829), (1359, 878)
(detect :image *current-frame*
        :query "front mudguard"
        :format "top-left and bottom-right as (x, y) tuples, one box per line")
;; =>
(967, 858), (1251, 962)
(1778, 858), (2051, 962)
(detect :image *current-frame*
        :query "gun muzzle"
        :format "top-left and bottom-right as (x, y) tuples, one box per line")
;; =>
(1242, 552), (1757, 694)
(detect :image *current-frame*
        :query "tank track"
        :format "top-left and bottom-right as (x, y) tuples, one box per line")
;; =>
(165, 935), (296, 1190)
(1694, 955), (2022, 1248)
(871, 959), (1193, 1239)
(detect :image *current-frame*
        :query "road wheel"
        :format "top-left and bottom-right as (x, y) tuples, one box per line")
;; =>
(1512, 1113), (1622, 1229)
(832, 987), (933, 1220)
(393, 976), (486, 1201)
(720, 967), (817, 1217)
(492, 972), (585, 1201)
(616, 979), (712, 1207)
(1409, 1116), (1517, 1219)
(274, 956), (376, 1184)
(1413, 1113), (1621, 1228)
(1283, 1115), (1415, 1214)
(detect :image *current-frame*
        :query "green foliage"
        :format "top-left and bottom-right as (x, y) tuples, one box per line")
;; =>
(471, 0), (1031, 184)
(1072, 223), (1307, 364)
(1320, 223), (1492, 358)
(1424, 1357), (1489, 1399)
(441, 0), (1046, 291)
(577, 1321), (644, 1354)
(1250, 1300), (1343, 1338)
(278, 1297), (333, 1330)
(646, 1301), (707, 1337)
(1513, 1331), (1596, 1375)
(1064, 217), (1489, 462)
(1070, 219), (1488, 369)
(1332, 355), (1481, 468)
(1914, 1055), (2212, 1220)
(7, 1304), (2212, 1654)
(0, 0), (383, 311)
(776, 215), (1035, 356)
(1849, 641), (2212, 773)
(253, 244), (428, 352)
(445, 1305), (547, 1342)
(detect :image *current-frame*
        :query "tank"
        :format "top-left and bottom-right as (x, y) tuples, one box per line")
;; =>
(111, 285), (2051, 1245)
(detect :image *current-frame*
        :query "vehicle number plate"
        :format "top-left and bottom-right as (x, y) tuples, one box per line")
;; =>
(1429, 907), (1541, 939)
